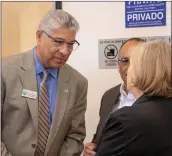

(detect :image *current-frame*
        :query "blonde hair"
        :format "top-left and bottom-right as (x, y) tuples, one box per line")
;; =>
(129, 40), (172, 97)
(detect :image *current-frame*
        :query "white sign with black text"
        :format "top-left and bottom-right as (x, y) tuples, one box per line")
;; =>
(99, 36), (171, 69)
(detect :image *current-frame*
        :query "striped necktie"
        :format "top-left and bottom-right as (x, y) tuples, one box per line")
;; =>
(35, 70), (49, 156)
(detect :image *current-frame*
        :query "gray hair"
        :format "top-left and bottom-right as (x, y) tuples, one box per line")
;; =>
(38, 9), (79, 34)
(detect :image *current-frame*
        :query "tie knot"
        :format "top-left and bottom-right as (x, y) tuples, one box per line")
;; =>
(43, 70), (49, 81)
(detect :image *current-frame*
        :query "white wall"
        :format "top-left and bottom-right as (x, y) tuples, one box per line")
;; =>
(62, 1), (171, 143)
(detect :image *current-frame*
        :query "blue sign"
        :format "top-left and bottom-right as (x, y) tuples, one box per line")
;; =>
(125, 1), (166, 28)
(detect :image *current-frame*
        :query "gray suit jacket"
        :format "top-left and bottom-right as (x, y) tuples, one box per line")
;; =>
(1, 50), (88, 156)
(92, 85), (120, 149)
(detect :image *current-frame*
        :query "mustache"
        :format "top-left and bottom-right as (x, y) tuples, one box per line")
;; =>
(51, 52), (65, 60)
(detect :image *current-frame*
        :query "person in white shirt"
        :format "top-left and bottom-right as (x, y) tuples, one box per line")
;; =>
(83, 38), (145, 156)
(117, 83), (135, 109)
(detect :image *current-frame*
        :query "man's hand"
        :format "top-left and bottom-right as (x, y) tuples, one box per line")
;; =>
(83, 142), (96, 156)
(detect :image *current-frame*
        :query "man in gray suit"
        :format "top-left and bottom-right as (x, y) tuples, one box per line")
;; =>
(1, 9), (88, 156)
(83, 38), (145, 156)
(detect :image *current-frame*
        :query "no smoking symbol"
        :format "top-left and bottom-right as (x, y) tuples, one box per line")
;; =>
(104, 45), (118, 59)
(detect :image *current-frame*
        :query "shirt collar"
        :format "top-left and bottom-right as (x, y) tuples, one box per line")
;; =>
(33, 47), (58, 79)
(120, 83), (135, 100)
(120, 83), (128, 96)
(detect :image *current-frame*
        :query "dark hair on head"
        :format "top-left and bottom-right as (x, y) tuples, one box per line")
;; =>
(120, 37), (145, 51)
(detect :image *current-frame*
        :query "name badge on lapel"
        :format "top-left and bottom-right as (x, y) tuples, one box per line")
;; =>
(22, 89), (37, 99)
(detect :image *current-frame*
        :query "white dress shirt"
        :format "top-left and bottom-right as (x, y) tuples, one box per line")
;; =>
(118, 83), (136, 109)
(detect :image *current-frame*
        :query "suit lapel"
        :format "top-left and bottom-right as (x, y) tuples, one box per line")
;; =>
(106, 93), (120, 116)
(104, 85), (121, 120)
(96, 85), (120, 146)
(20, 51), (38, 131)
(45, 65), (71, 155)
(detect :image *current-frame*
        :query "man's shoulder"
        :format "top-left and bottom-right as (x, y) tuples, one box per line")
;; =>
(2, 50), (33, 79)
(103, 84), (121, 98)
(2, 50), (32, 67)
(3, 53), (23, 65)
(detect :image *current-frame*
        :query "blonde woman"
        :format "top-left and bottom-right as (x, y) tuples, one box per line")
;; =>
(96, 40), (172, 156)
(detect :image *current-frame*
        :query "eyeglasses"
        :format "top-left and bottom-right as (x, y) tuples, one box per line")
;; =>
(118, 57), (130, 65)
(43, 31), (80, 51)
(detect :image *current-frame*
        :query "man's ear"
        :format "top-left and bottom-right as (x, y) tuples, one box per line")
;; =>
(36, 30), (43, 43)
